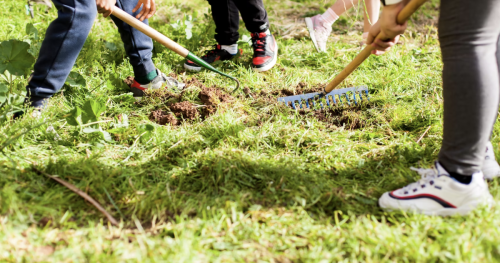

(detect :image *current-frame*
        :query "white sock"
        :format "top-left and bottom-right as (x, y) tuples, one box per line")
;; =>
(321, 8), (339, 26)
(220, 44), (238, 55)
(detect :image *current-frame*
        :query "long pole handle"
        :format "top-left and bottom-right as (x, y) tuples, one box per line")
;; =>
(324, 0), (428, 93)
(111, 7), (189, 57)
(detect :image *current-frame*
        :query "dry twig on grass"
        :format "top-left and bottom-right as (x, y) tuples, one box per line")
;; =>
(32, 166), (119, 226)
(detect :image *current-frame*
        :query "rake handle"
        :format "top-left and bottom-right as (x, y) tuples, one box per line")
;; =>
(324, 0), (428, 93)
(111, 7), (189, 57)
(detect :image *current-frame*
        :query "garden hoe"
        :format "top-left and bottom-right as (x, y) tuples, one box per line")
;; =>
(111, 7), (240, 93)
(278, 0), (428, 109)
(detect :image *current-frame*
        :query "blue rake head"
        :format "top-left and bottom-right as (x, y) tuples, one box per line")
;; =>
(277, 86), (369, 110)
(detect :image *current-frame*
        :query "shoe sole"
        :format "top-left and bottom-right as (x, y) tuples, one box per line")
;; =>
(183, 63), (202, 72)
(252, 40), (278, 72)
(378, 192), (494, 216)
(305, 17), (321, 53)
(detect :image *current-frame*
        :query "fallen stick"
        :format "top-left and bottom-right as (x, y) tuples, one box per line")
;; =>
(416, 126), (432, 144)
(32, 167), (119, 226)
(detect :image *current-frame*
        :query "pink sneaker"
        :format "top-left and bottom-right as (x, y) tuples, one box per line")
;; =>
(305, 14), (332, 52)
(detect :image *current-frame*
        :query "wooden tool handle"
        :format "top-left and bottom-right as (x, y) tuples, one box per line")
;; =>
(324, 0), (428, 93)
(111, 7), (189, 57)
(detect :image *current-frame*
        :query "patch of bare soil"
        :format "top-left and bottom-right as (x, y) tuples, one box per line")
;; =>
(147, 78), (234, 126)
(149, 110), (178, 126)
(299, 106), (369, 130)
(123, 76), (134, 87)
(198, 86), (234, 117)
(170, 101), (199, 120)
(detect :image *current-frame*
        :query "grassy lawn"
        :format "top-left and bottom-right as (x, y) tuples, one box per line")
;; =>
(1, 0), (500, 262)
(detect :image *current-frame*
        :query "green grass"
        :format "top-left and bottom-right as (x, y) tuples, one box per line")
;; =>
(1, 0), (500, 262)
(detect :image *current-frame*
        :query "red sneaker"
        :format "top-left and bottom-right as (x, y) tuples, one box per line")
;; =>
(251, 30), (278, 72)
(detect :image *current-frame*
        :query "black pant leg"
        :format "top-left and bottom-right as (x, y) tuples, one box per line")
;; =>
(206, 0), (240, 45)
(233, 0), (269, 33)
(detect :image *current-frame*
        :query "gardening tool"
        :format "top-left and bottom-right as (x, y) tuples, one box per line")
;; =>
(278, 0), (428, 109)
(110, 7), (240, 93)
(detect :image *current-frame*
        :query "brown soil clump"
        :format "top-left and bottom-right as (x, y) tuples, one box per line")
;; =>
(198, 87), (234, 116)
(149, 110), (178, 126)
(123, 76), (134, 87)
(299, 106), (368, 130)
(185, 77), (207, 89)
(243, 87), (251, 95)
(170, 101), (199, 120)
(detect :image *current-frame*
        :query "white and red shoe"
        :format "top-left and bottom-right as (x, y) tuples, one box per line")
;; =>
(379, 162), (494, 216)
(251, 30), (278, 72)
(129, 69), (184, 100)
(483, 141), (500, 179)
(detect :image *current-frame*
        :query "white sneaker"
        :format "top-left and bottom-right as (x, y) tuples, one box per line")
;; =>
(305, 15), (332, 53)
(483, 141), (500, 180)
(379, 162), (494, 216)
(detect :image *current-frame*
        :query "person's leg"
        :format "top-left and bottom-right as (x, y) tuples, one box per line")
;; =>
(26, 0), (96, 107)
(305, 0), (359, 52)
(206, 0), (240, 45)
(234, 0), (277, 72)
(378, 0), (500, 216)
(183, 0), (241, 72)
(362, 0), (379, 39)
(233, 0), (268, 33)
(437, 0), (500, 178)
(329, 0), (358, 17)
(111, 0), (156, 83)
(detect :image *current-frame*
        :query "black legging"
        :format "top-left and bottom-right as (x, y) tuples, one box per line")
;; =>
(206, 0), (269, 45)
(437, 0), (500, 175)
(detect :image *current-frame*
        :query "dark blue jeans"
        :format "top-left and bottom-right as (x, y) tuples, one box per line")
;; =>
(27, 0), (155, 99)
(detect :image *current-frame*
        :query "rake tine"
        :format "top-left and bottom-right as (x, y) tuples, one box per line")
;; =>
(345, 93), (351, 106)
(291, 101), (297, 109)
(353, 92), (358, 106)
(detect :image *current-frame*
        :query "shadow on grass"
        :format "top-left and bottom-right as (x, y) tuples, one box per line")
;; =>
(0, 141), (436, 227)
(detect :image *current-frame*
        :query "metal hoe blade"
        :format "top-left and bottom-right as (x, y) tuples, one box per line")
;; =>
(277, 86), (369, 110)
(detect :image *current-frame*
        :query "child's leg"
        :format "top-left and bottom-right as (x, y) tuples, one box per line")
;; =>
(27, 0), (97, 106)
(232, 0), (268, 34)
(233, 0), (277, 72)
(363, 0), (380, 37)
(329, 0), (358, 18)
(206, 0), (241, 45)
(111, 0), (156, 84)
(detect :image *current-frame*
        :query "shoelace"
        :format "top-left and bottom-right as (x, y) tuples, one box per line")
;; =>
(401, 167), (439, 193)
(251, 33), (267, 56)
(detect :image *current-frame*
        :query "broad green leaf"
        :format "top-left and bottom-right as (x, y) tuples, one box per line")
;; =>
(0, 40), (35, 76)
(25, 23), (38, 40)
(143, 124), (154, 132)
(0, 83), (8, 103)
(101, 131), (112, 142)
(81, 99), (106, 124)
(83, 127), (113, 142)
(104, 41), (117, 51)
(66, 106), (82, 126)
(107, 127), (127, 134)
(82, 127), (100, 133)
(65, 71), (86, 88)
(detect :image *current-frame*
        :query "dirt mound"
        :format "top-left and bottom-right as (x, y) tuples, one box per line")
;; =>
(149, 88), (234, 126)
(185, 77), (207, 89)
(149, 110), (178, 126)
(170, 101), (199, 120)
(198, 87), (234, 116)
(123, 76), (134, 87)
